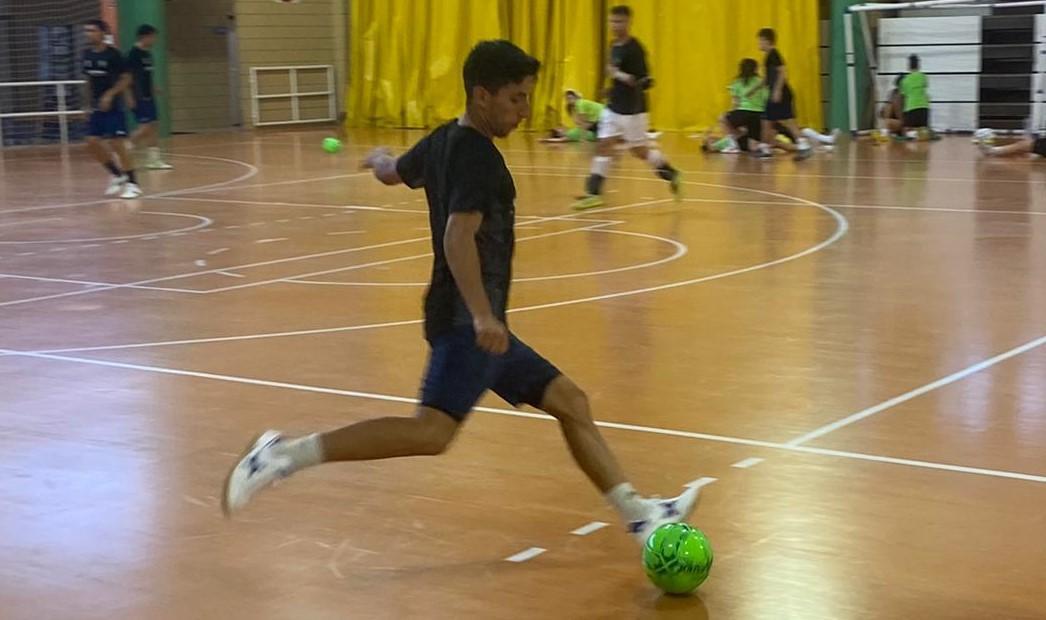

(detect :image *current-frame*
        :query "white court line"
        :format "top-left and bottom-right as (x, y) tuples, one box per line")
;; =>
(255, 238), (288, 244)
(0, 212), (213, 245)
(504, 547), (546, 563)
(291, 227), (687, 288)
(0, 154), (259, 215)
(824, 203), (1046, 216)
(0, 273), (191, 294)
(731, 457), (765, 469)
(219, 222), (621, 294)
(0, 217), (62, 229)
(786, 334), (1046, 447)
(215, 271), (246, 279)
(0, 232), (435, 308)
(206, 248), (230, 256)
(685, 477), (719, 489)
(571, 521), (609, 536)
(2, 348), (1044, 484)
(32, 187), (845, 352)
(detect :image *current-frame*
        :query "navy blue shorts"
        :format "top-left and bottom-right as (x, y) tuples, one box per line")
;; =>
(1032, 138), (1046, 158)
(134, 99), (158, 124)
(88, 108), (128, 138)
(420, 325), (562, 421)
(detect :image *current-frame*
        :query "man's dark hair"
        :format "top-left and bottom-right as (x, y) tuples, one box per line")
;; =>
(137, 24), (158, 38)
(462, 40), (540, 101)
(908, 54), (920, 70)
(85, 19), (109, 34)
(758, 28), (776, 44)
(610, 5), (632, 17)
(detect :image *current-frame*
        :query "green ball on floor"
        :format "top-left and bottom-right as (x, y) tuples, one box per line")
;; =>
(322, 137), (343, 153)
(643, 523), (713, 594)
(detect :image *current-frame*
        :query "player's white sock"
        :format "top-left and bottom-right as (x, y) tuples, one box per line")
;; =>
(802, 128), (835, 145)
(606, 482), (647, 521)
(273, 433), (325, 474)
(645, 148), (666, 168)
(590, 155), (612, 178)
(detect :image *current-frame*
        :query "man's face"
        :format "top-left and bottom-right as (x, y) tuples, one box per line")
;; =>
(475, 75), (535, 138)
(758, 36), (772, 52)
(140, 33), (157, 49)
(609, 13), (630, 39)
(84, 24), (104, 46)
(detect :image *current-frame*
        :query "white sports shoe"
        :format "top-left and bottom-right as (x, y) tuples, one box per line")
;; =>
(147, 147), (174, 169)
(627, 485), (702, 545)
(105, 175), (127, 196)
(222, 430), (292, 516)
(119, 183), (143, 199)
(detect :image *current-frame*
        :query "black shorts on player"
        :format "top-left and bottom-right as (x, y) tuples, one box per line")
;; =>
(904, 108), (929, 128)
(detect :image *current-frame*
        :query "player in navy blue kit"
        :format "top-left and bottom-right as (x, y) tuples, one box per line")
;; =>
(82, 19), (140, 199)
(573, 5), (681, 210)
(222, 40), (700, 545)
(126, 24), (172, 170)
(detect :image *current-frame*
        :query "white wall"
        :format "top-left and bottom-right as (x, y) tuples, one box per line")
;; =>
(877, 16), (983, 130)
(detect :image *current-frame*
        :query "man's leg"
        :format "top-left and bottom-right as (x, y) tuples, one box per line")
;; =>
(980, 137), (1035, 157)
(574, 136), (617, 210)
(87, 131), (127, 196)
(110, 138), (142, 198)
(223, 325), (483, 514)
(625, 114), (680, 197)
(534, 374), (700, 542)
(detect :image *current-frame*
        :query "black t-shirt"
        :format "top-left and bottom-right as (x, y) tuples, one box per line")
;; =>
(608, 37), (649, 115)
(82, 45), (127, 107)
(395, 121), (517, 341)
(127, 46), (154, 100)
(764, 48), (793, 101)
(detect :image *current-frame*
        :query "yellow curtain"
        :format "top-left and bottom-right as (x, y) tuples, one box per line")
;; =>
(347, 0), (822, 131)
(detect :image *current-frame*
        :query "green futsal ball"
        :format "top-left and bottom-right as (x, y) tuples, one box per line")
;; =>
(642, 523), (713, 595)
(322, 137), (343, 153)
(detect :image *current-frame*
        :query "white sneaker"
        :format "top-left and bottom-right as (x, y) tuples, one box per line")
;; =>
(627, 485), (702, 545)
(147, 148), (174, 169)
(119, 183), (143, 199)
(105, 175), (127, 196)
(222, 430), (292, 516)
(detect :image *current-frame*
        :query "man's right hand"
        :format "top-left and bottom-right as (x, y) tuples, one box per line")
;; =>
(98, 94), (113, 112)
(360, 146), (393, 170)
(473, 314), (509, 355)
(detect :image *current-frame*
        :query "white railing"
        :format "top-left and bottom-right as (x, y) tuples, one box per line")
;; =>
(0, 80), (86, 146)
(249, 65), (336, 127)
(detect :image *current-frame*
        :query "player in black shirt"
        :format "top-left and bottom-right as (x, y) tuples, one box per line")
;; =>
(82, 19), (140, 198)
(574, 5), (681, 210)
(223, 40), (700, 544)
(754, 28), (812, 161)
(126, 24), (173, 170)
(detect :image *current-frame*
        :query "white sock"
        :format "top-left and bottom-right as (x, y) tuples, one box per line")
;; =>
(645, 148), (666, 168)
(148, 146), (161, 161)
(606, 482), (647, 521)
(798, 138), (812, 150)
(274, 433), (325, 473)
(801, 127), (833, 144)
(591, 155), (612, 177)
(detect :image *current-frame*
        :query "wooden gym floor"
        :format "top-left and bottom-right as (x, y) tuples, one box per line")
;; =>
(1, 129), (1045, 619)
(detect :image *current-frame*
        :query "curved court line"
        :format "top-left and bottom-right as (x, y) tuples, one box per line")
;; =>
(31, 181), (849, 354)
(0, 153), (259, 216)
(288, 228), (689, 288)
(0, 211), (213, 244)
